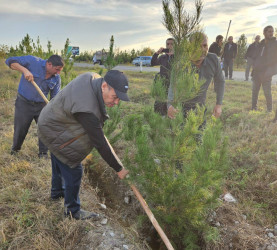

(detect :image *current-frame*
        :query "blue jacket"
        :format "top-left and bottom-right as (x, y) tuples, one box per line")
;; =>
(5, 55), (61, 102)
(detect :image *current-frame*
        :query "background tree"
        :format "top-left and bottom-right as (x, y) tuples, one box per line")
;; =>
(162, 0), (203, 44)
(18, 34), (33, 55)
(61, 38), (74, 87)
(74, 51), (94, 62)
(0, 44), (9, 59)
(139, 47), (155, 56)
(104, 35), (117, 70)
(235, 34), (247, 68)
(46, 40), (54, 58)
(32, 36), (44, 58)
(130, 48), (138, 60)
(116, 0), (228, 248)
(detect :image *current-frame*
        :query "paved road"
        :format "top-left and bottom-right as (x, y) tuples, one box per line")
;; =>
(74, 63), (160, 73)
(74, 63), (277, 83)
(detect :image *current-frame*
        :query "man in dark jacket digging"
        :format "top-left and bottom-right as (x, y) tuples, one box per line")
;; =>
(38, 70), (129, 220)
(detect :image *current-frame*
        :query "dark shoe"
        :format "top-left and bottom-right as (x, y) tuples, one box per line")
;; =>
(244, 79), (248, 81)
(65, 209), (100, 220)
(38, 152), (48, 159)
(229, 78), (234, 80)
(51, 193), (64, 200)
(225, 76), (228, 79)
(10, 150), (19, 155)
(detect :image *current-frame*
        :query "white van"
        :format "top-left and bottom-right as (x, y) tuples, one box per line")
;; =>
(132, 56), (152, 67)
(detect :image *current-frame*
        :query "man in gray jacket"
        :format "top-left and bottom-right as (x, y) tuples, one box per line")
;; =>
(38, 70), (129, 220)
(167, 33), (225, 120)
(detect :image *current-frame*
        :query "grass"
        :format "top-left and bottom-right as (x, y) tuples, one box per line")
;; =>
(1, 57), (277, 249)
(205, 79), (277, 248)
(0, 59), (149, 249)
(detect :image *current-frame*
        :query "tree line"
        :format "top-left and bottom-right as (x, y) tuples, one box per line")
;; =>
(0, 34), (154, 64)
(2, 32), (277, 69)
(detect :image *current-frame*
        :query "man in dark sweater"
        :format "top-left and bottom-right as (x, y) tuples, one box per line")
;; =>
(244, 35), (260, 81)
(38, 70), (129, 220)
(151, 38), (174, 115)
(222, 36), (238, 80)
(252, 25), (277, 113)
(208, 35), (223, 57)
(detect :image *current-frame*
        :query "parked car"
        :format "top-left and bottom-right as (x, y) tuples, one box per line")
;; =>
(132, 56), (152, 67)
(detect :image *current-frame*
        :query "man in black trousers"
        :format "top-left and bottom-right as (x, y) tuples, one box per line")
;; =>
(252, 26), (277, 113)
(245, 35), (260, 81)
(5, 55), (64, 158)
(222, 36), (237, 80)
(151, 38), (174, 115)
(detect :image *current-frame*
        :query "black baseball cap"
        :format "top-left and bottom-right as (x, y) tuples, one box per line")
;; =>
(104, 70), (130, 101)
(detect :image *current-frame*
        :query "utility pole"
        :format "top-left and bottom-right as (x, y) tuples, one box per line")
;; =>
(225, 20), (232, 42)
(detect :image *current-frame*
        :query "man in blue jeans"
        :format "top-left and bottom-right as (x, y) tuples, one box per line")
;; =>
(5, 55), (64, 158)
(38, 70), (129, 220)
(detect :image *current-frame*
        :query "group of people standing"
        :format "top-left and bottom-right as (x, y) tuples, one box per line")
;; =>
(152, 25), (277, 119)
(151, 32), (224, 121)
(208, 25), (277, 113)
(208, 34), (237, 80)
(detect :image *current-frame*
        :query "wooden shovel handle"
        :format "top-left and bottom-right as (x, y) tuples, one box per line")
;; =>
(130, 184), (174, 250)
(31, 80), (49, 104)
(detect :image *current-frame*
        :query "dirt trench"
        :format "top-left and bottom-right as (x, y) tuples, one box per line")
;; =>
(83, 154), (164, 250)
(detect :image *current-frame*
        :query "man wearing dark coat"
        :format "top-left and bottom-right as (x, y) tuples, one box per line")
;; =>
(208, 35), (223, 57)
(252, 26), (277, 113)
(222, 36), (238, 80)
(244, 35), (260, 81)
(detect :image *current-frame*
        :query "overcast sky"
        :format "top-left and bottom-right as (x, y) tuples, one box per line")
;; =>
(0, 0), (277, 54)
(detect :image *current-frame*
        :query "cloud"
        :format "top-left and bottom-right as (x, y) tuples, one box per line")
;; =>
(202, 0), (277, 41)
(1, 0), (277, 51)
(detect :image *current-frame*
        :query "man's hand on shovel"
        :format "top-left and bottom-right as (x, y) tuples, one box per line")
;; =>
(117, 168), (129, 179)
(24, 70), (34, 82)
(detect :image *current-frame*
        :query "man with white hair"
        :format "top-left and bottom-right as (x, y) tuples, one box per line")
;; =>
(167, 32), (225, 121)
(38, 70), (129, 220)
